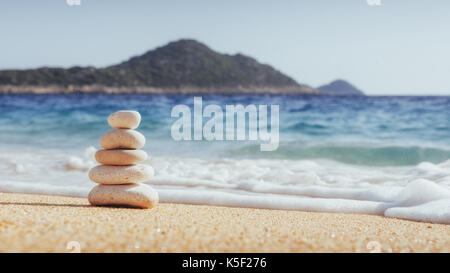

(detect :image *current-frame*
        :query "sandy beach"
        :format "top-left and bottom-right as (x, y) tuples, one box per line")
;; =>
(0, 192), (448, 253)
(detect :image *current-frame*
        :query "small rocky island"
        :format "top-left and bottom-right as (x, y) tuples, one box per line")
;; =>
(318, 79), (365, 96)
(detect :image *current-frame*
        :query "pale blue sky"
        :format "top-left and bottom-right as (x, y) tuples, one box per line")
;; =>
(1, 0), (449, 95)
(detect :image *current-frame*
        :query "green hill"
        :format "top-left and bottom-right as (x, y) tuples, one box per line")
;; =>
(0, 39), (317, 94)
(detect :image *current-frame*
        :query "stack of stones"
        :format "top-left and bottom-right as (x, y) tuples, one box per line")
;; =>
(88, 110), (159, 209)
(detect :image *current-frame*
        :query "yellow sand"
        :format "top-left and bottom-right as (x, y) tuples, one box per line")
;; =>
(0, 193), (448, 253)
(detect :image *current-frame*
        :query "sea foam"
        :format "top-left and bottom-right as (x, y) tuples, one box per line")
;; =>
(0, 147), (450, 224)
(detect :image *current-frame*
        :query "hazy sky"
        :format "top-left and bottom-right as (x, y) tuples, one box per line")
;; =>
(1, 0), (449, 95)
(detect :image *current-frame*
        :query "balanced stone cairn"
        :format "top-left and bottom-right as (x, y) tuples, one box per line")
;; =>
(88, 110), (159, 209)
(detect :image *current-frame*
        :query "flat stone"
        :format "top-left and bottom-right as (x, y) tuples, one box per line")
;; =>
(88, 183), (159, 209)
(89, 164), (154, 184)
(108, 110), (141, 129)
(95, 149), (148, 165)
(100, 129), (145, 150)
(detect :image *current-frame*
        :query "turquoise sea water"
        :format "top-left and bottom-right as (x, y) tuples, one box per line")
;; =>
(1, 94), (449, 166)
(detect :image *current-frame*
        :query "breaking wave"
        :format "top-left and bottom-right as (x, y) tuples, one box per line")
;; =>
(0, 146), (449, 224)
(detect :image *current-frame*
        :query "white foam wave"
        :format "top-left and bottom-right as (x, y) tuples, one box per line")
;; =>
(385, 199), (450, 224)
(1, 147), (450, 224)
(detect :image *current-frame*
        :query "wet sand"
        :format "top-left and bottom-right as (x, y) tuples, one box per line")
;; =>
(0, 193), (448, 253)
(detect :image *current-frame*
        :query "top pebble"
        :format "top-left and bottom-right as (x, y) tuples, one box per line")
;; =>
(108, 110), (141, 129)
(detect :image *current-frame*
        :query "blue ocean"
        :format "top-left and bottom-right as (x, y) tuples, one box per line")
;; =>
(1, 94), (450, 223)
(2, 94), (450, 165)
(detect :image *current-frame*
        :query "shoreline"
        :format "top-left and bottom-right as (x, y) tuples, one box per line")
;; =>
(0, 192), (448, 253)
(0, 85), (318, 95)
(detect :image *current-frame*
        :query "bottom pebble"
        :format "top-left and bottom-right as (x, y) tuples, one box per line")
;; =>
(88, 183), (159, 209)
